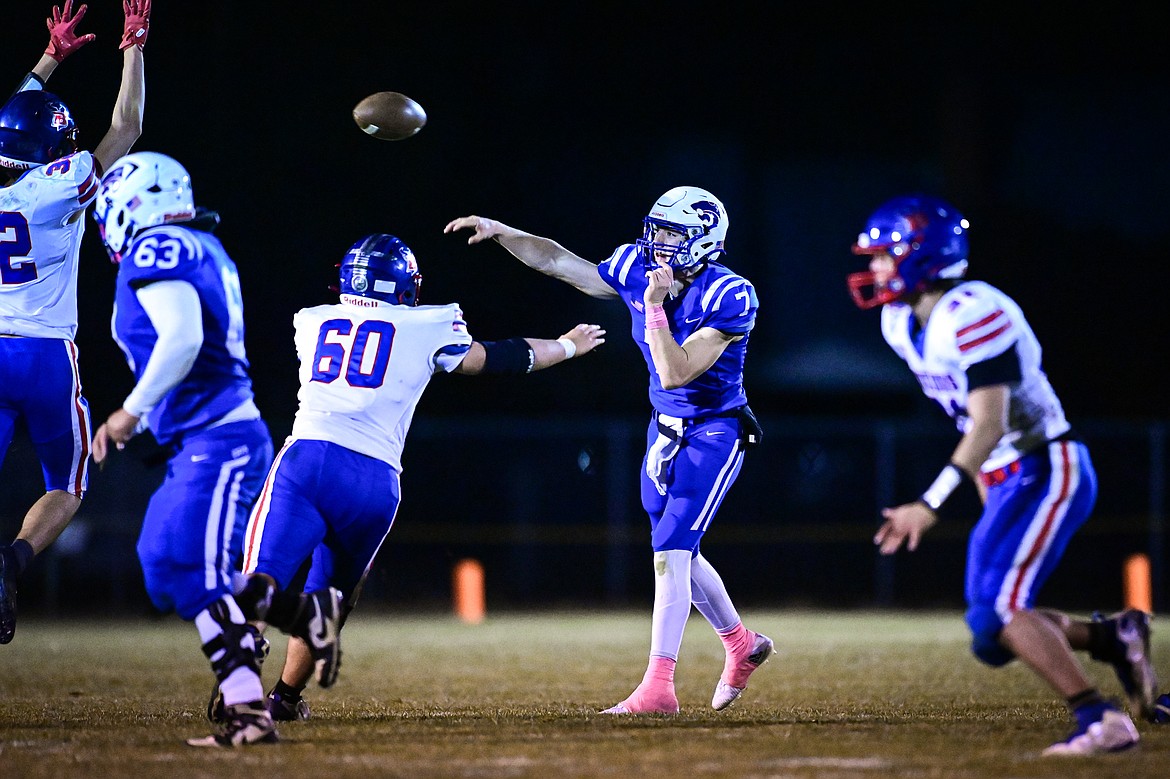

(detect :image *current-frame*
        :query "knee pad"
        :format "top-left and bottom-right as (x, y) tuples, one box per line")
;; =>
(965, 604), (1014, 667)
(201, 597), (261, 683)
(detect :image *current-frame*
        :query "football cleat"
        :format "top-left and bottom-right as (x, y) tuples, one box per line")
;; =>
(1093, 609), (1158, 720)
(1042, 708), (1139, 756)
(301, 587), (343, 688)
(712, 631), (774, 711)
(599, 687), (680, 715)
(267, 689), (311, 721)
(187, 702), (278, 748)
(1150, 694), (1170, 723)
(207, 625), (270, 724)
(0, 549), (17, 645)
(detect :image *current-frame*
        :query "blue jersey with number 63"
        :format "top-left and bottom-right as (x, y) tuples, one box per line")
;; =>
(111, 224), (255, 445)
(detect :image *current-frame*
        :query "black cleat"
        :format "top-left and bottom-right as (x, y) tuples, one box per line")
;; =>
(267, 689), (311, 721)
(0, 549), (17, 645)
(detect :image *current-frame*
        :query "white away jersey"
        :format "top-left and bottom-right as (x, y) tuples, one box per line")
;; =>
(881, 280), (1070, 471)
(0, 151), (98, 339)
(289, 297), (474, 471)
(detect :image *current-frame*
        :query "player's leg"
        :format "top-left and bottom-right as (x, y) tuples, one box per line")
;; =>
(242, 441), (400, 713)
(692, 552), (775, 710)
(964, 441), (1136, 755)
(675, 419), (772, 709)
(0, 339), (90, 644)
(136, 428), (276, 746)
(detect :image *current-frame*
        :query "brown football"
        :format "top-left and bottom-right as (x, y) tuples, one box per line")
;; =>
(352, 92), (427, 141)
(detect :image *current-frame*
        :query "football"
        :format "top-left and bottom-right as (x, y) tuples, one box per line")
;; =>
(352, 92), (427, 141)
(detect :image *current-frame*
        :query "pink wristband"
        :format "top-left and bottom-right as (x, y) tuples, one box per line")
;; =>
(645, 304), (669, 331)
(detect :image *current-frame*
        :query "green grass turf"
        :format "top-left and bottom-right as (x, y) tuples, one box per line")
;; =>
(1, 610), (1168, 777)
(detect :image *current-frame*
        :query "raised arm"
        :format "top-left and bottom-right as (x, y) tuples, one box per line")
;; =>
(444, 215), (618, 299)
(643, 258), (739, 389)
(13, 2), (95, 98)
(92, 0), (150, 173)
(454, 323), (606, 375)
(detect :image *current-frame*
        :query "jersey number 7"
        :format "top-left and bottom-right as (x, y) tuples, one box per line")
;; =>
(311, 318), (396, 389)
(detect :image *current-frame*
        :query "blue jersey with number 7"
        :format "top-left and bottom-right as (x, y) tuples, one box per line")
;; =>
(112, 224), (255, 445)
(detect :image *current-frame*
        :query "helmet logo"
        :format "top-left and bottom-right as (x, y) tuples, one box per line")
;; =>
(692, 201), (721, 231)
(50, 111), (69, 130)
(351, 269), (369, 292)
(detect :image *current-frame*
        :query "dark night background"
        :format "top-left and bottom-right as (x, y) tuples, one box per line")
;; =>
(2, 2), (1168, 614)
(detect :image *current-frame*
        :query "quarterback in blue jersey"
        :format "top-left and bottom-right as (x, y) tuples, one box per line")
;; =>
(90, 152), (339, 749)
(0, 0), (148, 645)
(446, 186), (773, 714)
(848, 194), (1155, 755)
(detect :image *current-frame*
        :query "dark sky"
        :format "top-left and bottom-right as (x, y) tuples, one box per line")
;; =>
(5, 2), (1168, 434)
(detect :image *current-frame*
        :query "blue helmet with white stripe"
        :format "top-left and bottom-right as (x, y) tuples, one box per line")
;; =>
(848, 194), (969, 309)
(339, 234), (422, 306)
(636, 186), (728, 273)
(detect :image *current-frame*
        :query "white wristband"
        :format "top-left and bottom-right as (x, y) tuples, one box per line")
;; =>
(920, 463), (967, 512)
(557, 337), (576, 359)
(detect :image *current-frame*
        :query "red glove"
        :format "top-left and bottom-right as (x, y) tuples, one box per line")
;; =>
(44, 1), (96, 62)
(119, 0), (151, 51)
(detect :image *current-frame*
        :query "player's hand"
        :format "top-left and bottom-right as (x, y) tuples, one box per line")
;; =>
(443, 215), (510, 245)
(560, 323), (606, 357)
(120, 0), (151, 51)
(873, 501), (938, 555)
(644, 258), (674, 306)
(44, 1), (95, 62)
(92, 408), (140, 465)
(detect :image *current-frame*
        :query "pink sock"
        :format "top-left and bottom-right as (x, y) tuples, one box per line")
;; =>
(618, 656), (679, 713)
(717, 622), (751, 656)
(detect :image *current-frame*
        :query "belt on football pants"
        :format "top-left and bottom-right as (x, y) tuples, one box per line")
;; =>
(979, 459), (1021, 488)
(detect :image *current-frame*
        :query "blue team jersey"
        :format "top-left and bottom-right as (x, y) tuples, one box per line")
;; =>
(111, 224), (255, 445)
(598, 244), (758, 418)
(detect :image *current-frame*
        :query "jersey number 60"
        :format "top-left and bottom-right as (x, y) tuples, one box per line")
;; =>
(311, 318), (396, 389)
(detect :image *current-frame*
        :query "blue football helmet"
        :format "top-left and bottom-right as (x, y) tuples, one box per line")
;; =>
(0, 90), (79, 171)
(635, 186), (728, 272)
(339, 234), (422, 306)
(847, 194), (969, 309)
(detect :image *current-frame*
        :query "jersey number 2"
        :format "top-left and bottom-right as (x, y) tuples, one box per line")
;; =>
(0, 211), (35, 285)
(311, 319), (396, 388)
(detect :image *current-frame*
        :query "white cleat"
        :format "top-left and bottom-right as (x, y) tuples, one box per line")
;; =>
(1042, 709), (1139, 756)
(712, 632), (774, 711)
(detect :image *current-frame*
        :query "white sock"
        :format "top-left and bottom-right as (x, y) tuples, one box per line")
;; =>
(649, 550), (693, 661)
(194, 596), (264, 707)
(690, 553), (740, 632)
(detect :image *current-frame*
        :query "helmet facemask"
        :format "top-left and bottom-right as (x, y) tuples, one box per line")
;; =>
(636, 186), (728, 273)
(847, 196), (969, 309)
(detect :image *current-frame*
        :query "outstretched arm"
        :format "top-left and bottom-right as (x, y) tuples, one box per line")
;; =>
(92, 0), (150, 173)
(454, 323), (606, 375)
(444, 215), (618, 299)
(13, 2), (95, 97)
(873, 384), (1008, 554)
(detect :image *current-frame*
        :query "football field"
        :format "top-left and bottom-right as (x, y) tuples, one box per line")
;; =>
(2, 610), (1168, 778)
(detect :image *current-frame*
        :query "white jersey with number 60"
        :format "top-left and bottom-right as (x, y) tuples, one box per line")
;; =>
(289, 295), (474, 472)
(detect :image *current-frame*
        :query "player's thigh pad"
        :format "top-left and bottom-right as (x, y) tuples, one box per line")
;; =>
(247, 440), (400, 595)
(643, 417), (744, 552)
(0, 338), (90, 495)
(136, 421), (273, 619)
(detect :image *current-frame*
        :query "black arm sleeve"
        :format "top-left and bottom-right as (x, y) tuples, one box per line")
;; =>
(967, 344), (1022, 390)
(479, 338), (536, 375)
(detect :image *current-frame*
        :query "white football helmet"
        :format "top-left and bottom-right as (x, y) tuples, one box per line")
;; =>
(94, 151), (196, 262)
(636, 186), (728, 272)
